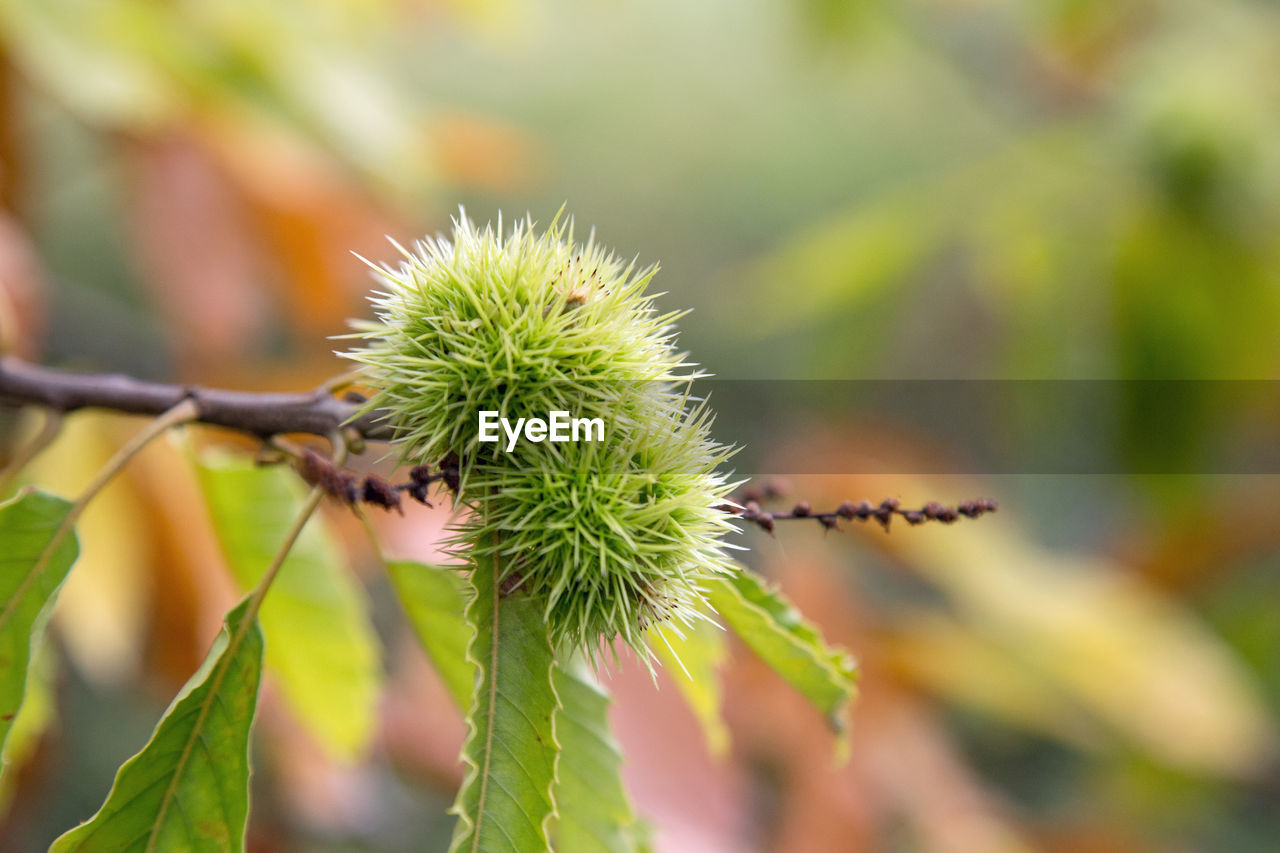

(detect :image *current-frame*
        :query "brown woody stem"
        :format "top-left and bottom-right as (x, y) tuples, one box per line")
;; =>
(0, 356), (393, 442)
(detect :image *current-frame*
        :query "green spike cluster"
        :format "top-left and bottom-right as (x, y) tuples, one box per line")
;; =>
(345, 212), (738, 656)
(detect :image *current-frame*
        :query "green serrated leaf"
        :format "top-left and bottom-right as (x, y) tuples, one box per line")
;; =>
(650, 617), (730, 757)
(706, 568), (858, 754)
(197, 455), (380, 762)
(449, 555), (560, 853)
(552, 659), (638, 853)
(52, 597), (264, 853)
(386, 560), (476, 710)
(0, 490), (78, 754)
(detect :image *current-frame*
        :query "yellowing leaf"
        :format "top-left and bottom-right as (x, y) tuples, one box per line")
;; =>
(197, 454), (380, 762)
(386, 559), (475, 710)
(649, 617), (730, 757)
(886, 506), (1277, 776)
(884, 611), (1103, 749)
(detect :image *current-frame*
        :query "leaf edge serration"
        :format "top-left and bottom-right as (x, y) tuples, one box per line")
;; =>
(447, 549), (563, 853)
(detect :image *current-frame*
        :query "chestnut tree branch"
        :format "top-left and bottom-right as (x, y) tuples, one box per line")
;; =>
(0, 356), (394, 441)
(2, 358), (999, 533)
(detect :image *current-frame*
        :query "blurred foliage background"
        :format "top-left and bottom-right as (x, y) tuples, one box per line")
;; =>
(2, 0), (1280, 850)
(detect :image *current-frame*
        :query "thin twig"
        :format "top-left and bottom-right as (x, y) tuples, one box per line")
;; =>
(0, 408), (63, 495)
(65, 400), (200, 529)
(245, 434), (348, 618)
(722, 497), (998, 534)
(244, 487), (326, 618)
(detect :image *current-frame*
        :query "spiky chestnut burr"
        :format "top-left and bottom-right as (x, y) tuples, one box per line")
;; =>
(344, 212), (738, 657)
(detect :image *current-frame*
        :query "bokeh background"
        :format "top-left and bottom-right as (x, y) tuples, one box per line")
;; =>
(3, 0), (1280, 850)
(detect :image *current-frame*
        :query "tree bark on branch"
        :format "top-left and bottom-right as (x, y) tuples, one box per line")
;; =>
(0, 356), (393, 441)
